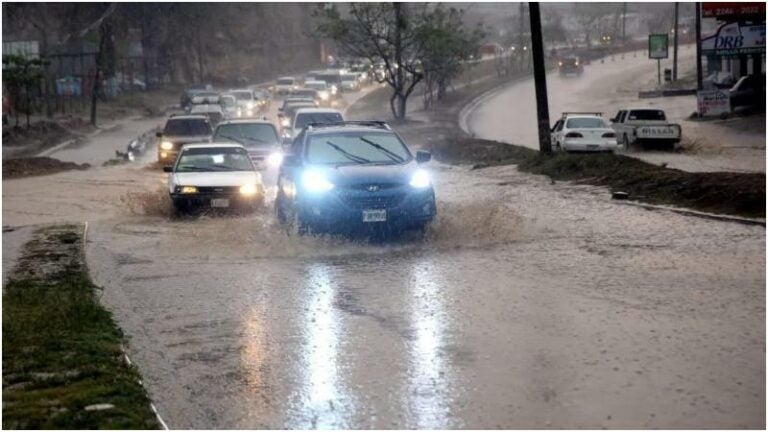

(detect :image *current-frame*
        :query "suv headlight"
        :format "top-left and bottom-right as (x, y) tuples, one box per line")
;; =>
(409, 169), (431, 188)
(160, 141), (174, 150)
(301, 169), (334, 193)
(178, 186), (198, 194)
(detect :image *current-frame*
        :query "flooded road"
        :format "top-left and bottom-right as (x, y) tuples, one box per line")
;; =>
(82, 161), (764, 429)
(466, 46), (766, 173)
(3, 81), (765, 429)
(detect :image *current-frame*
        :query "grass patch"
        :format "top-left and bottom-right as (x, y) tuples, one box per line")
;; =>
(2, 225), (161, 429)
(431, 137), (765, 219)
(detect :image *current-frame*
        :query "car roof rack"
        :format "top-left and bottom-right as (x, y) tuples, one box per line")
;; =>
(306, 120), (391, 130)
(561, 111), (602, 117)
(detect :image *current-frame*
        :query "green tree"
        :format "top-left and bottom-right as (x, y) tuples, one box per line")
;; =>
(2, 54), (48, 128)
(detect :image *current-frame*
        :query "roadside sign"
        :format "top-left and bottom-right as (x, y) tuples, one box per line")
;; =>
(702, 2), (765, 19)
(697, 89), (731, 117)
(701, 22), (766, 56)
(648, 34), (669, 59)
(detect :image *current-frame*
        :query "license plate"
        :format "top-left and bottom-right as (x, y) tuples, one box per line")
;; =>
(362, 209), (386, 222)
(211, 198), (230, 208)
(587, 144), (599, 149)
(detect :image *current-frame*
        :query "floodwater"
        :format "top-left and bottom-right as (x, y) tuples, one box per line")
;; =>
(84, 161), (764, 429)
(3, 70), (765, 429)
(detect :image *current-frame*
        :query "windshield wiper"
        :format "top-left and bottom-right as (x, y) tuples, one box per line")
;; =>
(177, 165), (208, 171)
(325, 140), (371, 164)
(358, 137), (405, 163)
(217, 134), (244, 145)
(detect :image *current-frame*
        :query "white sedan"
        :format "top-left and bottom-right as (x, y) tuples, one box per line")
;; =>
(550, 114), (619, 153)
(164, 143), (264, 214)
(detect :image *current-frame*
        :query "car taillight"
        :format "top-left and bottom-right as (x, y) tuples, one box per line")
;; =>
(602, 132), (616, 138)
(565, 132), (583, 138)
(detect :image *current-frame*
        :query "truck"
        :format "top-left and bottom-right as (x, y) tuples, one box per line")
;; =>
(609, 108), (682, 150)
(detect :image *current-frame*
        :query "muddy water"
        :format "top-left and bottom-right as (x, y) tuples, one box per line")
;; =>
(85, 162), (765, 429)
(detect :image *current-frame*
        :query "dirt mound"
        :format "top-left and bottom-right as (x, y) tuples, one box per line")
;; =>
(2, 121), (73, 148)
(3, 157), (90, 179)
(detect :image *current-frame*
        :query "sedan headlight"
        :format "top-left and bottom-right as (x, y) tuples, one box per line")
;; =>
(160, 141), (174, 150)
(409, 169), (431, 188)
(267, 151), (283, 167)
(240, 184), (259, 196)
(319, 91), (329, 100)
(246, 101), (255, 109)
(301, 169), (334, 193)
(280, 118), (290, 127)
(179, 186), (198, 194)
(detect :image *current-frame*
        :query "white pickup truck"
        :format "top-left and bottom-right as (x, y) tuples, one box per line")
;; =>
(609, 108), (682, 150)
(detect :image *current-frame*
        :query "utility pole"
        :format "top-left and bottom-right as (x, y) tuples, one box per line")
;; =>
(695, 2), (703, 90)
(673, 2), (679, 80)
(518, 2), (525, 70)
(622, 2), (627, 45)
(528, 2), (551, 154)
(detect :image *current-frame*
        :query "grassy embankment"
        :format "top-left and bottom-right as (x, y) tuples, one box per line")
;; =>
(3, 225), (161, 429)
(430, 137), (766, 219)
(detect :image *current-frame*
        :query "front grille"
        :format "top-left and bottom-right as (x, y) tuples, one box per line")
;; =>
(346, 182), (403, 191)
(196, 186), (239, 194)
(338, 192), (405, 209)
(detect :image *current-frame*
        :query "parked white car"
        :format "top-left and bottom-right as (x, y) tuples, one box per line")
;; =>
(610, 108), (681, 150)
(550, 112), (618, 153)
(164, 143), (264, 214)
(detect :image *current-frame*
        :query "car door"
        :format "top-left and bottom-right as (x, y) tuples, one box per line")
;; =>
(551, 119), (564, 145)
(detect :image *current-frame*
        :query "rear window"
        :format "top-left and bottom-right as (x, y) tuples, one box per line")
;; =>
(628, 110), (666, 121)
(277, 78), (294, 85)
(566, 117), (606, 128)
(295, 112), (343, 129)
(163, 118), (211, 136)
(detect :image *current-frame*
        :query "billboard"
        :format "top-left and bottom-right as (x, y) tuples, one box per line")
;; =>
(701, 22), (766, 56)
(702, 2), (765, 19)
(648, 34), (669, 59)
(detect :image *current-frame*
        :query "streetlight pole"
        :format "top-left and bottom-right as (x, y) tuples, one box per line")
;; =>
(695, 2), (703, 90)
(528, 2), (551, 154)
(673, 2), (679, 80)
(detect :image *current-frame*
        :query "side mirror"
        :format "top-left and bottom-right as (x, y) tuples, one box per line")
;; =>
(416, 150), (431, 163)
(162, 166), (173, 173)
(156, 131), (163, 138)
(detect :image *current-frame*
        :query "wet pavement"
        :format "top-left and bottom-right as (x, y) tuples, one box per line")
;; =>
(466, 46), (766, 173)
(80, 160), (765, 429)
(3, 80), (765, 429)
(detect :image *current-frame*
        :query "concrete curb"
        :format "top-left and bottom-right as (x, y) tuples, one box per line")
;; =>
(614, 201), (765, 227)
(458, 73), (533, 137)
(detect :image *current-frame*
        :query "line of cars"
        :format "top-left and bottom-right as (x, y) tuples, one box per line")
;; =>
(160, 117), (436, 236)
(550, 108), (681, 153)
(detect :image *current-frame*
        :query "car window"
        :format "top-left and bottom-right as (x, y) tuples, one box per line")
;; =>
(175, 147), (254, 172)
(164, 119), (212, 136)
(294, 112), (343, 130)
(566, 117), (607, 128)
(306, 131), (411, 165)
(627, 110), (666, 121)
(214, 123), (279, 147)
(552, 120), (562, 132)
(277, 78), (294, 85)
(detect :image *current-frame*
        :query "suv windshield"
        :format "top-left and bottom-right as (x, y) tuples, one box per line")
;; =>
(214, 123), (279, 147)
(295, 112), (343, 130)
(292, 89), (317, 99)
(175, 147), (254, 172)
(306, 131), (411, 165)
(164, 118), (212, 136)
(628, 110), (666, 121)
(566, 117), (606, 128)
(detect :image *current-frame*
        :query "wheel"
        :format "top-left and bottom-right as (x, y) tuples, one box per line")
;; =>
(622, 133), (630, 148)
(555, 142), (564, 152)
(275, 193), (288, 224)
